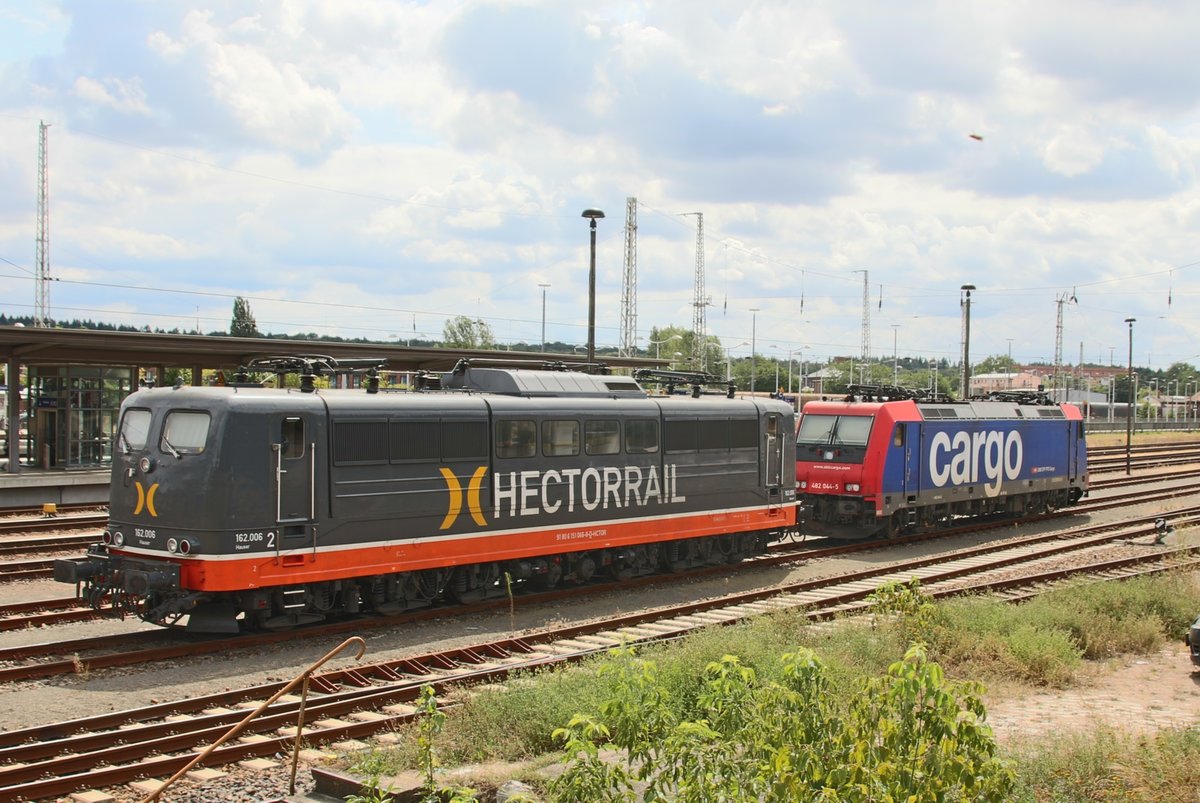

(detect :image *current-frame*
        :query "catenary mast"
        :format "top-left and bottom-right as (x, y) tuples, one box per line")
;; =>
(619, 197), (638, 358)
(35, 121), (50, 327)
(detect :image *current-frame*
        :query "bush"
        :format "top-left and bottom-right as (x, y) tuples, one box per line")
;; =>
(1002, 624), (1081, 686)
(549, 644), (1014, 802)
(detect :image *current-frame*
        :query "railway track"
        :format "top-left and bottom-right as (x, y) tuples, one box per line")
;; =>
(0, 513), (1195, 800)
(0, 513), (105, 536)
(4, 474), (1199, 679)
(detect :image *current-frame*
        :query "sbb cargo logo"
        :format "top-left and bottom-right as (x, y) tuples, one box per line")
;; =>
(929, 430), (1023, 497)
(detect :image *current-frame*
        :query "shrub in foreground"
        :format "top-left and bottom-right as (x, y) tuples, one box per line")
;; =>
(549, 644), (1014, 802)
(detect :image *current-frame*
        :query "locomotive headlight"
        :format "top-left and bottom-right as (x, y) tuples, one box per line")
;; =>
(799, 481), (807, 489)
(178, 538), (193, 555)
(113, 531), (125, 547)
(166, 538), (178, 553)
(101, 530), (113, 545)
(846, 483), (861, 492)
(138, 456), (156, 474)
(823, 450), (834, 460)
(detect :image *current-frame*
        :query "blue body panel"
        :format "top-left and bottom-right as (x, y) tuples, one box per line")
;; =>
(879, 419), (1084, 499)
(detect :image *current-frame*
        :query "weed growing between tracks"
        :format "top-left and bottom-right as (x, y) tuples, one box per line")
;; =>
(344, 572), (1200, 800)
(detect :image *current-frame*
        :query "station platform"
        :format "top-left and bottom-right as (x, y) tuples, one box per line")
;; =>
(0, 467), (109, 507)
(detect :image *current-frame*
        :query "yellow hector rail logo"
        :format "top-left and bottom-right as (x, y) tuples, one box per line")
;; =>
(439, 466), (489, 530)
(134, 481), (159, 517)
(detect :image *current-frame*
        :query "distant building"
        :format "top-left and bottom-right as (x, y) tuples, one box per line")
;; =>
(968, 371), (1043, 395)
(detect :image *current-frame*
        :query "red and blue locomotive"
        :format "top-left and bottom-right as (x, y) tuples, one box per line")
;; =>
(55, 359), (796, 632)
(796, 386), (1087, 538)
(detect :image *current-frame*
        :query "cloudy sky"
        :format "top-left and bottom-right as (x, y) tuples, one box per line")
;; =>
(1, 0), (1199, 374)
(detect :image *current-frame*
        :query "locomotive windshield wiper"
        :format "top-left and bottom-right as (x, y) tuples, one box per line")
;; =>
(160, 435), (182, 459)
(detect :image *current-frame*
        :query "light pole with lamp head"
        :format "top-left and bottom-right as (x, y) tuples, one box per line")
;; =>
(960, 284), (976, 399)
(538, 282), (550, 352)
(771, 345), (808, 394)
(725, 341), (749, 384)
(1125, 317), (1135, 474)
(749, 308), (760, 395)
(891, 324), (900, 386)
(648, 333), (682, 361)
(1006, 338), (1014, 389)
(581, 209), (605, 364)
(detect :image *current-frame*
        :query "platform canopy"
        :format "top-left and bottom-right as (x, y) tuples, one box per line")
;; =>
(0, 326), (658, 373)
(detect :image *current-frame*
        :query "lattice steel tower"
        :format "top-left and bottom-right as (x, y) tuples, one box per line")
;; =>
(619, 197), (638, 357)
(853, 269), (870, 372)
(683, 212), (707, 370)
(35, 120), (51, 327)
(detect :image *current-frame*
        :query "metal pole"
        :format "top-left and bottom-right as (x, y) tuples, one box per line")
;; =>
(1125, 317), (1135, 475)
(582, 209), (605, 364)
(960, 284), (975, 398)
(749, 308), (759, 395)
(539, 282), (550, 352)
(892, 325), (899, 385)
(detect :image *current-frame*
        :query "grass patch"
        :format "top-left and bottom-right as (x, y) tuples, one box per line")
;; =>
(348, 572), (1200, 795)
(1009, 726), (1200, 803)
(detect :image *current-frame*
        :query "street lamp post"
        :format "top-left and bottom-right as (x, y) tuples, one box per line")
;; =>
(648, 334), (682, 361)
(724, 341), (749, 384)
(749, 308), (760, 395)
(1006, 338), (1014, 389)
(960, 284), (976, 399)
(1125, 317), (1135, 475)
(891, 324), (900, 386)
(538, 282), (550, 352)
(581, 209), (605, 364)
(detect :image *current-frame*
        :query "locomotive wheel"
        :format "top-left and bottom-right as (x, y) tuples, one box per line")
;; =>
(660, 541), (687, 573)
(447, 562), (502, 604)
(533, 558), (563, 589)
(715, 534), (741, 563)
(883, 514), (904, 539)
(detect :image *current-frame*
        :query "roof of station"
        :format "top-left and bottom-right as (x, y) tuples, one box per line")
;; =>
(0, 326), (661, 374)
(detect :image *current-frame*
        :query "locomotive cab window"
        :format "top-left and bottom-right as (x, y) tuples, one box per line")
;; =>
(118, 408), (152, 453)
(796, 414), (872, 446)
(281, 417), (304, 458)
(161, 411), (209, 455)
(496, 420), (536, 458)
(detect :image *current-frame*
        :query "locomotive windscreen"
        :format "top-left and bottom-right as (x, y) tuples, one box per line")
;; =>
(797, 414), (873, 446)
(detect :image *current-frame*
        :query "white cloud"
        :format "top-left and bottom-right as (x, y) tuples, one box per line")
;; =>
(1, 1), (1199, 367)
(71, 76), (151, 115)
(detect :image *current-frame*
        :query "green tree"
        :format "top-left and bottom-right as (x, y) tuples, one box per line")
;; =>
(646, 326), (724, 373)
(230, 297), (259, 337)
(442, 316), (495, 349)
(974, 354), (1017, 375)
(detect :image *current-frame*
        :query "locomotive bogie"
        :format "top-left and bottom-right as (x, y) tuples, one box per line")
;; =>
(55, 366), (796, 632)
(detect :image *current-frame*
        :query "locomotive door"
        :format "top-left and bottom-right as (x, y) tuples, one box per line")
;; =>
(275, 415), (313, 524)
(764, 413), (783, 495)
